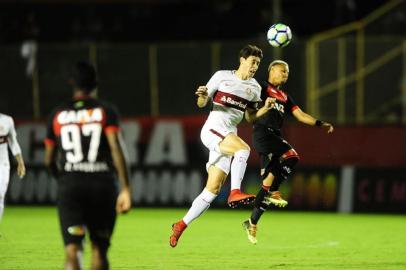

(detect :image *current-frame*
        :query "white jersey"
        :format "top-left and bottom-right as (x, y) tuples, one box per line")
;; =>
(204, 70), (261, 134)
(0, 114), (21, 166)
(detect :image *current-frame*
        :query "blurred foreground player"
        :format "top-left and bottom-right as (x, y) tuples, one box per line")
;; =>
(243, 60), (334, 244)
(44, 61), (131, 270)
(170, 45), (276, 247)
(0, 113), (25, 222)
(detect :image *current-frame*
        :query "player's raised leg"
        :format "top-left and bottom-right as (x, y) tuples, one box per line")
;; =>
(219, 133), (255, 208)
(170, 165), (227, 247)
(263, 149), (298, 207)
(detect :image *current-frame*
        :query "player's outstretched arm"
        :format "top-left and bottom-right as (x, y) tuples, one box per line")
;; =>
(245, 97), (275, 123)
(195, 86), (209, 108)
(292, 108), (334, 133)
(106, 132), (132, 214)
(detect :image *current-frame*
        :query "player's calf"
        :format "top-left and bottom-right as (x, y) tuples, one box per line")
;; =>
(249, 185), (270, 224)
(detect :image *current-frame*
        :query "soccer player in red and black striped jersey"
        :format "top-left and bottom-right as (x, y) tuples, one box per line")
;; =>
(44, 61), (131, 269)
(242, 60), (334, 244)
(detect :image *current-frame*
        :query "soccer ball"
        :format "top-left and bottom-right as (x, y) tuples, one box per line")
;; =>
(267, 23), (292, 48)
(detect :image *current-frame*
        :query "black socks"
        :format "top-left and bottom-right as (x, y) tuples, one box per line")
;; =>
(250, 186), (270, 225)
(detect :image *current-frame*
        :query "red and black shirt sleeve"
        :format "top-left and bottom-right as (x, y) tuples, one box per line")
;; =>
(286, 94), (300, 115)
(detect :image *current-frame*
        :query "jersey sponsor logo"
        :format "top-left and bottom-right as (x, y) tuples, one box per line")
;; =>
(57, 108), (104, 125)
(271, 102), (285, 113)
(220, 96), (247, 110)
(64, 161), (109, 172)
(213, 91), (249, 111)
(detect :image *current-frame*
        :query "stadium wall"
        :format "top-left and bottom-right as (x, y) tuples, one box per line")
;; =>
(6, 117), (406, 213)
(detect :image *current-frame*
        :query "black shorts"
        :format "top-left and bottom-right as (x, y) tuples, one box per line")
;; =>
(253, 125), (293, 169)
(57, 172), (118, 249)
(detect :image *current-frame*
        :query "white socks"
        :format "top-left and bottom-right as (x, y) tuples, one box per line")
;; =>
(0, 192), (5, 222)
(230, 149), (250, 190)
(183, 188), (217, 225)
(0, 204), (3, 222)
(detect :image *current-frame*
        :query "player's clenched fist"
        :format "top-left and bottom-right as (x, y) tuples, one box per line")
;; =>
(195, 86), (209, 108)
(264, 97), (276, 109)
(116, 188), (131, 214)
(195, 86), (208, 97)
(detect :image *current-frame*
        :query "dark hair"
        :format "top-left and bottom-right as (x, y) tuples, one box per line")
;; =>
(70, 61), (98, 93)
(239, 45), (263, 60)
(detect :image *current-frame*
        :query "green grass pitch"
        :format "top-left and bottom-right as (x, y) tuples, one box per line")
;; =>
(0, 207), (405, 269)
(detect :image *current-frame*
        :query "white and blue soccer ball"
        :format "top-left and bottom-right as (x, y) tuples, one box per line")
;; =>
(267, 23), (292, 48)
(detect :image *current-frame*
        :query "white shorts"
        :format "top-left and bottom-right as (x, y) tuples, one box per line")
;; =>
(0, 164), (10, 203)
(200, 124), (234, 175)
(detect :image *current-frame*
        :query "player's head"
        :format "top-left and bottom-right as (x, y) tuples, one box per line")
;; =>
(69, 61), (98, 94)
(268, 60), (289, 86)
(238, 45), (263, 78)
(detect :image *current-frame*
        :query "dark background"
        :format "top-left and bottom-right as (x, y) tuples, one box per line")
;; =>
(0, 0), (401, 44)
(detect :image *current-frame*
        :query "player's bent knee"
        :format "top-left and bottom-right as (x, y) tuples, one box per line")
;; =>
(238, 143), (250, 152)
(276, 149), (300, 181)
(234, 149), (250, 160)
(280, 149), (300, 163)
(206, 183), (222, 194)
(243, 144), (251, 152)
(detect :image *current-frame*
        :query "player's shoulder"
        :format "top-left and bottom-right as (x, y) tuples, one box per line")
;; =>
(213, 70), (234, 78)
(0, 113), (14, 124)
(251, 77), (261, 87)
(216, 70), (233, 75)
(278, 88), (292, 98)
(95, 99), (120, 115)
(248, 77), (262, 91)
(0, 113), (12, 120)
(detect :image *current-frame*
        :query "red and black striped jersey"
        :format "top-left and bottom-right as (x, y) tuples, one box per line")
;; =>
(45, 96), (120, 174)
(253, 81), (300, 131)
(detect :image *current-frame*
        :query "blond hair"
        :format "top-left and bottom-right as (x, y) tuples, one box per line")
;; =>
(268, 60), (289, 72)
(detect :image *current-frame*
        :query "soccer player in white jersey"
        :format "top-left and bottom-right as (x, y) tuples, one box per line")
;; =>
(169, 45), (275, 247)
(0, 113), (26, 222)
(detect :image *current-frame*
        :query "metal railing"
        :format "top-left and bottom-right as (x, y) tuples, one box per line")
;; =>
(306, 0), (404, 124)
